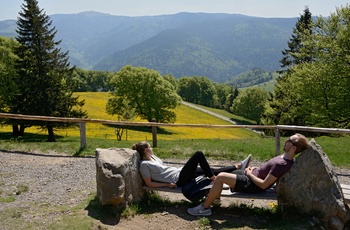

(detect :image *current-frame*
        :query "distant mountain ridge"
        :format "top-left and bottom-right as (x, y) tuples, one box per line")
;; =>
(0, 11), (297, 83)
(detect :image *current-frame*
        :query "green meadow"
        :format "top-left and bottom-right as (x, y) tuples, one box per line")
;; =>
(1, 92), (256, 141)
(0, 92), (349, 167)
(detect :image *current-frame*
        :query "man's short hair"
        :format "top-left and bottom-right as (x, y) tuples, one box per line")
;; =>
(294, 133), (310, 154)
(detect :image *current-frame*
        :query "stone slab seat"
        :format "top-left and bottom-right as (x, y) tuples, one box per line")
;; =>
(143, 184), (350, 203)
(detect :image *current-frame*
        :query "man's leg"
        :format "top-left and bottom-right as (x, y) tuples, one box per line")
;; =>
(203, 172), (237, 208)
(187, 172), (238, 216)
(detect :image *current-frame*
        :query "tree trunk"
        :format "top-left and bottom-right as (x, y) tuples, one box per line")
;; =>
(115, 127), (124, 141)
(47, 125), (56, 142)
(12, 125), (19, 137)
(19, 125), (25, 136)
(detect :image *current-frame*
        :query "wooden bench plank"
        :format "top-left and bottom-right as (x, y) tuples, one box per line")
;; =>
(341, 184), (350, 204)
(143, 184), (350, 204)
(220, 186), (277, 200)
(143, 184), (277, 200)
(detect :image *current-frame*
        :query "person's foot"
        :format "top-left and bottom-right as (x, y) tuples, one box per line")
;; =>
(241, 154), (251, 170)
(187, 203), (212, 216)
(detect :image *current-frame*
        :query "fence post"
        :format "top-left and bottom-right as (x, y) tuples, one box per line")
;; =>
(79, 122), (86, 150)
(151, 119), (158, 148)
(274, 128), (280, 156)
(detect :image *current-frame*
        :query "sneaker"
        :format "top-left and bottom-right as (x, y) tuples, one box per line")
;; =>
(241, 154), (251, 170)
(187, 203), (212, 216)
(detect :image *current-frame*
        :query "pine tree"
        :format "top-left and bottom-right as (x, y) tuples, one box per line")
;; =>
(279, 6), (313, 74)
(12, 0), (86, 141)
(263, 7), (314, 130)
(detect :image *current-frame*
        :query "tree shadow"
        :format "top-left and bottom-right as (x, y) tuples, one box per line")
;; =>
(0, 131), (65, 142)
(104, 124), (175, 135)
(0, 149), (94, 158)
(84, 192), (313, 229)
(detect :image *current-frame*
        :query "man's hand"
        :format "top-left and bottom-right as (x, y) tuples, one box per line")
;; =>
(245, 166), (257, 176)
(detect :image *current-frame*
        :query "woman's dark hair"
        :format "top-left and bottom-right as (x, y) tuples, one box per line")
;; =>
(132, 141), (150, 158)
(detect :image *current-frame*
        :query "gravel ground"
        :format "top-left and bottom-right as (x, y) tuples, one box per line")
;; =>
(0, 150), (96, 210)
(0, 150), (349, 229)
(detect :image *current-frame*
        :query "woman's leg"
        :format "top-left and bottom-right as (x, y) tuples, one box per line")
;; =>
(195, 154), (250, 176)
(176, 151), (214, 186)
(196, 165), (238, 177)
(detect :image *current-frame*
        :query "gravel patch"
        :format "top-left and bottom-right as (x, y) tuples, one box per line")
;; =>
(0, 150), (96, 212)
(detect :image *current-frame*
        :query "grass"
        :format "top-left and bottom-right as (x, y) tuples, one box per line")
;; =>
(0, 182), (29, 203)
(121, 203), (140, 218)
(0, 193), (97, 229)
(0, 195), (15, 202)
(1, 132), (349, 167)
(198, 217), (211, 227)
(15, 185), (29, 195)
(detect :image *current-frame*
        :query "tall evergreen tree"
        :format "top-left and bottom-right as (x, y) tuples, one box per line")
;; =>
(12, 0), (86, 141)
(263, 7), (314, 129)
(279, 6), (313, 74)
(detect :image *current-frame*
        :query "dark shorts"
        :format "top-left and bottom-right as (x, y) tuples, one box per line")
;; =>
(230, 170), (264, 194)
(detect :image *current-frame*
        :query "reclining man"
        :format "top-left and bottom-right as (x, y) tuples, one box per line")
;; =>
(187, 133), (310, 216)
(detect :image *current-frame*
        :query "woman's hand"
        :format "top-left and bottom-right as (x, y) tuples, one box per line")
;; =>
(168, 183), (177, 188)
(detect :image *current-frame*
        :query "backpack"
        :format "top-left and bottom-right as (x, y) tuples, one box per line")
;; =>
(181, 175), (212, 203)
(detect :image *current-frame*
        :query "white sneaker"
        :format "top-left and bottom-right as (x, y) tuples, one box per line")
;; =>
(241, 154), (251, 170)
(187, 203), (212, 216)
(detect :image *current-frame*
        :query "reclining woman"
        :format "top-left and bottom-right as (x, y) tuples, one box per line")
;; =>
(132, 141), (251, 188)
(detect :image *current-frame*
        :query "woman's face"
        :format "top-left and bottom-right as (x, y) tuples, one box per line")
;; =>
(144, 144), (153, 156)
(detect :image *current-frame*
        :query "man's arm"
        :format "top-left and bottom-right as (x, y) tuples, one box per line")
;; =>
(245, 167), (277, 190)
(143, 177), (177, 188)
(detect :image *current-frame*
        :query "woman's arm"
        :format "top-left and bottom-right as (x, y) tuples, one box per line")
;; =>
(143, 177), (177, 188)
(245, 167), (277, 190)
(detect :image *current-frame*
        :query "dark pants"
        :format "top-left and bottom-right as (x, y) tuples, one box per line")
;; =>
(176, 151), (237, 187)
(231, 170), (264, 193)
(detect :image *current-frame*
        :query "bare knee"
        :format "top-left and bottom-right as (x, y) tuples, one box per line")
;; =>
(216, 172), (237, 187)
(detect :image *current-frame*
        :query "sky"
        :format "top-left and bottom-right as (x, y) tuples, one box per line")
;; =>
(0, 0), (349, 21)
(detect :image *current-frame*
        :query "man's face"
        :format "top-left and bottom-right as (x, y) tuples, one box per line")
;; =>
(283, 135), (297, 152)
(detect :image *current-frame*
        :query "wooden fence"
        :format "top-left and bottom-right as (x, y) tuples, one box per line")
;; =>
(1, 112), (350, 154)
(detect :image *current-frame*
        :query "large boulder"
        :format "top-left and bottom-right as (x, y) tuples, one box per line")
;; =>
(277, 139), (349, 229)
(95, 148), (145, 206)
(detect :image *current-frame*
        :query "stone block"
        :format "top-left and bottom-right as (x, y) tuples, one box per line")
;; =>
(95, 148), (145, 206)
(277, 139), (349, 229)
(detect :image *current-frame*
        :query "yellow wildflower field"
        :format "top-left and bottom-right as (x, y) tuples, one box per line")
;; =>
(2, 92), (256, 140)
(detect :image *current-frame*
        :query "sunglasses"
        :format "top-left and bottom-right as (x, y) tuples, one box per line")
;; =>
(287, 138), (296, 146)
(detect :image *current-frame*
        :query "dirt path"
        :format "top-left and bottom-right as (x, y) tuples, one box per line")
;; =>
(182, 101), (236, 124)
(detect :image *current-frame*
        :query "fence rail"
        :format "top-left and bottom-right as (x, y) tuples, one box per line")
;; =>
(1, 112), (350, 154)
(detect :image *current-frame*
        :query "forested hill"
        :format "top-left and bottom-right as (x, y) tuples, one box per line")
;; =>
(94, 15), (296, 82)
(0, 11), (297, 83)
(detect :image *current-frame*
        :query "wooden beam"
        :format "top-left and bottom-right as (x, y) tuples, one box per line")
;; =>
(79, 122), (86, 150)
(275, 128), (280, 156)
